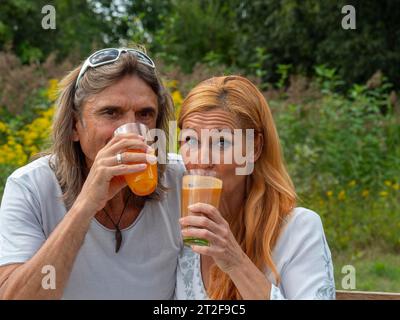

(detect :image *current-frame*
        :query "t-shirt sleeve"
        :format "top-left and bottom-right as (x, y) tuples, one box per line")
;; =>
(271, 210), (336, 300)
(0, 177), (46, 266)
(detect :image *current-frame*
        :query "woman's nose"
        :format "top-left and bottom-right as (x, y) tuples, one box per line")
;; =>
(197, 144), (215, 169)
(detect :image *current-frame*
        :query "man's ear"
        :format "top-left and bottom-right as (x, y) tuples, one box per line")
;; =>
(253, 132), (264, 162)
(72, 116), (80, 142)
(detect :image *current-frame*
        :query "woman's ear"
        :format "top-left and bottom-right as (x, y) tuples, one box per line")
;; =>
(254, 132), (264, 162)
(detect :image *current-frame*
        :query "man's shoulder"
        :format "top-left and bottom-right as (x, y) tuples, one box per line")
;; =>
(164, 153), (185, 173)
(8, 155), (55, 185)
(162, 153), (185, 189)
(166, 152), (184, 164)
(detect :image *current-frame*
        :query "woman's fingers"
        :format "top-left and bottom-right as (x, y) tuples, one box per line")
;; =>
(181, 227), (225, 247)
(190, 245), (222, 257)
(187, 203), (228, 226)
(180, 215), (223, 235)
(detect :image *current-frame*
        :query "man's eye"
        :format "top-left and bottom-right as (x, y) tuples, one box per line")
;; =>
(103, 109), (118, 117)
(137, 110), (153, 120)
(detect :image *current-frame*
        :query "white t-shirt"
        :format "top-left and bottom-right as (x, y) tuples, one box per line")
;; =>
(175, 207), (336, 300)
(0, 154), (185, 299)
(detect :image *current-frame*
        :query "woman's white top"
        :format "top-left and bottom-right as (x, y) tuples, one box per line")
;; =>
(175, 207), (336, 300)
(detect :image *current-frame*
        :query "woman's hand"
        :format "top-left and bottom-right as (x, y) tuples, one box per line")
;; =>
(74, 133), (156, 215)
(179, 203), (247, 273)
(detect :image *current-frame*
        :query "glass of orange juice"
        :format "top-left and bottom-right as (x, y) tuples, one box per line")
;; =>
(114, 123), (157, 196)
(181, 169), (223, 246)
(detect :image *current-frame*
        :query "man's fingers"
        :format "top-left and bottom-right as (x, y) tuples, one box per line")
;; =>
(107, 138), (150, 156)
(106, 163), (148, 177)
(101, 152), (157, 167)
(102, 133), (150, 154)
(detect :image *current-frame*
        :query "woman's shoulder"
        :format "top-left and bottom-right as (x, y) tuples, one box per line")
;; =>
(275, 207), (327, 255)
(283, 207), (324, 231)
(273, 207), (335, 299)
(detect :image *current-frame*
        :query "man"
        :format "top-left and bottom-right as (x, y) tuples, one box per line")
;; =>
(0, 48), (184, 299)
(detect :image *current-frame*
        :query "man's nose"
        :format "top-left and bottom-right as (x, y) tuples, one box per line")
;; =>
(118, 112), (136, 126)
(126, 111), (136, 123)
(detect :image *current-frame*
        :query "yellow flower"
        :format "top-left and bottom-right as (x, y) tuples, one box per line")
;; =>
(46, 79), (59, 102)
(172, 90), (183, 106)
(384, 180), (392, 187)
(393, 183), (399, 191)
(0, 138), (28, 166)
(11, 105), (54, 161)
(361, 190), (369, 198)
(29, 146), (39, 158)
(0, 121), (8, 133)
(379, 191), (388, 197)
(348, 180), (356, 187)
(41, 106), (55, 118)
(164, 79), (178, 89)
(338, 190), (346, 200)
(22, 131), (37, 145)
(326, 191), (333, 197)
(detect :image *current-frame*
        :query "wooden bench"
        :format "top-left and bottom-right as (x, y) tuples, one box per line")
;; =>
(336, 290), (400, 300)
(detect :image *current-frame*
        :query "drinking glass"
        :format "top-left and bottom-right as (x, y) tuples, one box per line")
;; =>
(181, 169), (223, 246)
(114, 122), (157, 196)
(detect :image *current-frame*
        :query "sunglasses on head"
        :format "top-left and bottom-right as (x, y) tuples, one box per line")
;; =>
(75, 48), (156, 89)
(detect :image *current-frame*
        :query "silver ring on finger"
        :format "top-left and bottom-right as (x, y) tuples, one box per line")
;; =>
(116, 153), (123, 165)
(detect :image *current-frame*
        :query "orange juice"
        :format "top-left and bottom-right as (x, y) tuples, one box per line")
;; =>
(124, 149), (157, 196)
(181, 174), (222, 246)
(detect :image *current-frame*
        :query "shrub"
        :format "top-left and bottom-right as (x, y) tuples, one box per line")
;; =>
(272, 67), (400, 251)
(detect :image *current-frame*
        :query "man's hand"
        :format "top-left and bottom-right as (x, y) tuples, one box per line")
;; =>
(75, 133), (155, 215)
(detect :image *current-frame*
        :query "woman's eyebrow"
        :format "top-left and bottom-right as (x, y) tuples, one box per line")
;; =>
(215, 128), (234, 132)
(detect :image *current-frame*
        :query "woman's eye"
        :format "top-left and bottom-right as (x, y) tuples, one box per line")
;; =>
(185, 136), (198, 146)
(216, 138), (232, 149)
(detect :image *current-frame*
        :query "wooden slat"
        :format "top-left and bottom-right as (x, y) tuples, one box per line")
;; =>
(336, 290), (400, 300)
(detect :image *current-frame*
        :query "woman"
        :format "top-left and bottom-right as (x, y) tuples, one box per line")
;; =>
(175, 75), (335, 300)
